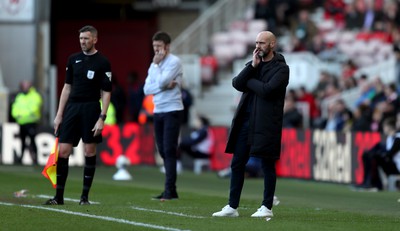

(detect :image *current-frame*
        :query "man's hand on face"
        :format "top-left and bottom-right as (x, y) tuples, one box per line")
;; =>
(153, 49), (166, 64)
(252, 48), (262, 68)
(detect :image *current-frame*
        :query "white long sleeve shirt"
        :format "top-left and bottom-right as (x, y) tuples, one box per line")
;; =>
(143, 53), (184, 113)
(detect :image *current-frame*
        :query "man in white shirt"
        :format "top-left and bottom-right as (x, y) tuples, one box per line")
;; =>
(144, 31), (184, 200)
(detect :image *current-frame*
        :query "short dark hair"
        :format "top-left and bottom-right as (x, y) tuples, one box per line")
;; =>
(79, 25), (98, 37)
(383, 117), (396, 129)
(152, 31), (171, 44)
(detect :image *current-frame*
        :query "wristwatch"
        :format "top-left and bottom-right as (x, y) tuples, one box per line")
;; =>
(99, 114), (107, 121)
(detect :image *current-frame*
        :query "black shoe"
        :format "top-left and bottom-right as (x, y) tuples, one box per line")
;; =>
(43, 198), (64, 205)
(79, 197), (90, 205)
(152, 192), (164, 200)
(152, 191), (179, 201)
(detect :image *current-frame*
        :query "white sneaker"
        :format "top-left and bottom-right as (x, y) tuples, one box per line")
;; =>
(251, 205), (273, 218)
(212, 205), (239, 217)
(273, 196), (280, 206)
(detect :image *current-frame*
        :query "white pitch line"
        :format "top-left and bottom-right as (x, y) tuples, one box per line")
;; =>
(131, 206), (205, 219)
(35, 194), (100, 204)
(0, 202), (190, 231)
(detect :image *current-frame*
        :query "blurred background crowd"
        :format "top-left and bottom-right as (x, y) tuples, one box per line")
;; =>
(244, 0), (400, 133)
(2, 0), (400, 159)
(3, 0), (400, 134)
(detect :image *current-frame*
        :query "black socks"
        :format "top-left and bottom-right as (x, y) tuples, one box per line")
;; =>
(54, 156), (97, 201)
(55, 157), (69, 200)
(81, 156), (96, 199)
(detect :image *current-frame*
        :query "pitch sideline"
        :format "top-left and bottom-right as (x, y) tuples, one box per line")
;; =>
(131, 206), (205, 219)
(35, 194), (101, 204)
(0, 202), (190, 231)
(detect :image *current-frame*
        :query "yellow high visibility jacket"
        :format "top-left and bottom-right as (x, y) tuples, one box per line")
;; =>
(100, 100), (117, 125)
(11, 87), (42, 125)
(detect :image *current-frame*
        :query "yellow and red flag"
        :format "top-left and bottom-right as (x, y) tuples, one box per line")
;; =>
(41, 137), (59, 188)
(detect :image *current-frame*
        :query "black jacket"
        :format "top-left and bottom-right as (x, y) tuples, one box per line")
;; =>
(225, 52), (289, 159)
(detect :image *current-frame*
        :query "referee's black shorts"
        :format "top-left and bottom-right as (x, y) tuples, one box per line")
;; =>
(59, 101), (102, 147)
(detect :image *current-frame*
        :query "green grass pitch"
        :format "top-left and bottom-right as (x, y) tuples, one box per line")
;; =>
(0, 165), (399, 231)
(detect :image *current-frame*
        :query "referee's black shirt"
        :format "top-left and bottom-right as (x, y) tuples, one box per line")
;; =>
(65, 52), (112, 103)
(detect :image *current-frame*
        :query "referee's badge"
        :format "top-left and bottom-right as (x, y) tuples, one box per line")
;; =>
(106, 72), (112, 82)
(87, 70), (95, 79)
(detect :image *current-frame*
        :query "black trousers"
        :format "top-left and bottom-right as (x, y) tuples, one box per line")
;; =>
(228, 118), (277, 210)
(18, 123), (38, 164)
(362, 144), (400, 189)
(153, 110), (182, 196)
(179, 143), (210, 159)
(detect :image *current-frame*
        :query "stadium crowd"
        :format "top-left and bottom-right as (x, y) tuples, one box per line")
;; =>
(214, 0), (400, 133)
(284, 0), (400, 132)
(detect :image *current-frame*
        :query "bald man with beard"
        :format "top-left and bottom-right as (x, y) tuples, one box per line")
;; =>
(212, 31), (289, 218)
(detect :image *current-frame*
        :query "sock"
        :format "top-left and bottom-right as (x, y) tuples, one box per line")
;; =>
(81, 156), (96, 199)
(55, 157), (69, 201)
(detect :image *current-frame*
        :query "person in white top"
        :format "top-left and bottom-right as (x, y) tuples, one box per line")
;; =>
(178, 115), (214, 160)
(144, 31), (184, 200)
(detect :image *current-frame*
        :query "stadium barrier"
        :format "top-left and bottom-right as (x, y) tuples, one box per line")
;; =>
(0, 123), (382, 185)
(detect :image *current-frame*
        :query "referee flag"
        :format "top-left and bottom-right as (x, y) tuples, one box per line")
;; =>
(42, 137), (59, 188)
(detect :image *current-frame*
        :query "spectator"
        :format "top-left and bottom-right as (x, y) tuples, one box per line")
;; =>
(178, 115), (214, 164)
(338, 75), (358, 91)
(384, 82), (398, 104)
(200, 54), (218, 85)
(254, 0), (277, 34)
(314, 71), (338, 100)
(307, 34), (328, 57)
(369, 77), (386, 110)
(110, 77), (126, 124)
(11, 80), (42, 165)
(100, 100), (117, 125)
(138, 94), (154, 125)
(361, 0), (384, 32)
(341, 59), (357, 80)
(283, 95), (303, 129)
(357, 117), (400, 191)
(355, 80), (375, 107)
(370, 105), (384, 132)
(297, 86), (320, 123)
(345, 0), (366, 29)
(181, 85), (193, 127)
(127, 71), (144, 123)
(383, 0), (400, 30)
(324, 83), (341, 99)
(290, 9), (318, 51)
(394, 44), (400, 91)
(325, 99), (353, 132)
(351, 103), (372, 132)
(286, 88), (297, 101)
(324, 0), (346, 27)
(369, 84), (399, 127)
(275, 0), (300, 33)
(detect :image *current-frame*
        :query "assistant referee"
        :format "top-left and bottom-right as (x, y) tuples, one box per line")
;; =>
(45, 25), (112, 205)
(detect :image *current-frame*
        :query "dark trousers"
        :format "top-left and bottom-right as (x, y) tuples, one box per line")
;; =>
(18, 123), (38, 164)
(229, 118), (277, 210)
(154, 110), (182, 195)
(179, 143), (210, 159)
(362, 144), (400, 189)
